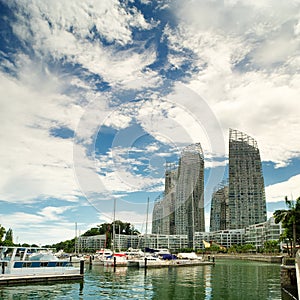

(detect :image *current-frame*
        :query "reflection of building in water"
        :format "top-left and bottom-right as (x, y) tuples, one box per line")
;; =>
(152, 143), (205, 248)
(148, 265), (213, 299)
(204, 265), (212, 300)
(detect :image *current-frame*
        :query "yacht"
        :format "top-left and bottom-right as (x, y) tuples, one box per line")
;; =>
(0, 246), (80, 276)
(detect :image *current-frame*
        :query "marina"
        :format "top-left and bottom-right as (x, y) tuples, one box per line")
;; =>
(0, 259), (283, 299)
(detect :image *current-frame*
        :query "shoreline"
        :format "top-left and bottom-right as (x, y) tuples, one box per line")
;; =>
(210, 253), (283, 264)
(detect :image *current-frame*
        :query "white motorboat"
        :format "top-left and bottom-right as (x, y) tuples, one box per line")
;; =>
(93, 249), (113, 265)
(0, 246), (80, 276)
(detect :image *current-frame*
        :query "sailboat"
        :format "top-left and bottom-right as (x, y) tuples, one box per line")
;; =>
(127, 197), (168, 268)
(103, 198), (128, 267)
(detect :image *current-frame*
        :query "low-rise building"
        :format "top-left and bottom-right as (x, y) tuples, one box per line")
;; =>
(245, 217), (283, 249)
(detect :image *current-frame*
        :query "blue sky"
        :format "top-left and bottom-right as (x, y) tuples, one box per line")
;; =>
(0, 0), (300, 245)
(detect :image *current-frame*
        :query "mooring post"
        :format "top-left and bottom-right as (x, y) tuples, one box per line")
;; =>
(2, 261), (5, 274)
(80, 259), (84, 275)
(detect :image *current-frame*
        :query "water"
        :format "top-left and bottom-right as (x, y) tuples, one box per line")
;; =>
(0, 259), (284, 299)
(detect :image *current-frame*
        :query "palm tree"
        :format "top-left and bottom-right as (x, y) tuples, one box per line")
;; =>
(273, 196), (300, 257)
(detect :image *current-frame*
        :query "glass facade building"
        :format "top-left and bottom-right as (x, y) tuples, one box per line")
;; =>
(228, 129), (267, 229)
(210, 182), (229, 232)
(152, 143), (205, 248)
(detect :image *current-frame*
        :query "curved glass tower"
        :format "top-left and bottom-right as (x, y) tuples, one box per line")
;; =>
(228, 129), (267, 229)
(175, 143), (205, 245)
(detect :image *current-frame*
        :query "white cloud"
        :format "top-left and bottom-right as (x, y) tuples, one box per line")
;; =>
(8, 0), (159, 90)
(0, 70), (84, 203)
(163, 1), (300, 166)
(265, 174), (300, 203)
(0, 210), (78, 245)
(11, 0), (152, 46)
(38, 206), (71, 221)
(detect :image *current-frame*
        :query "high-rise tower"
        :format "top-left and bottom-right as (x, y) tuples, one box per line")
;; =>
(152, 164), (177, 235)
(228, 129), (267, 229)
(210, 181), (229, 232)
(175, 143), (205, 246)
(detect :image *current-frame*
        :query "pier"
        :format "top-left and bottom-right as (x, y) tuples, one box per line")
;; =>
(0, 273), (83, 286)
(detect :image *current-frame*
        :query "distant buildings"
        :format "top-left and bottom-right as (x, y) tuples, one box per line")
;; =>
(152, 143), (205, 247)
(150, 129), (273, 251)
(210, 129), (267, 231)
(76, 217), (282, 252)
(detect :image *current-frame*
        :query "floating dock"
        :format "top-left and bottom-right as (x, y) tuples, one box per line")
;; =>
(0, 273), (83, 286)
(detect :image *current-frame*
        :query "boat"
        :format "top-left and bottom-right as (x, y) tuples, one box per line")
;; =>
(103, 253), (128, 267)
(177, 252), (203, 260)
(0, 246), (81, 277)
(137, 255), (169, 268)
(92, 249), (113, 265)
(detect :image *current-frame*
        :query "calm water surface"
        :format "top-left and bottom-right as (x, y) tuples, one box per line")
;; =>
(0, 259), (283, 299)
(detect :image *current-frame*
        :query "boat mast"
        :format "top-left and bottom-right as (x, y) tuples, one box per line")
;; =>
(145, 197), (149, 252)
(75, 222), (78, 254)
(112, 198), (116, 254)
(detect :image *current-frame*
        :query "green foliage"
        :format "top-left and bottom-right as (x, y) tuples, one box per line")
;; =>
(263, 240), (279, 254)
(0, 224), (6, 244)
(228, 244), (256, 253)
(273, 196), (300, 257)
(82, 221), (140, 237)
(3, 228), (14, 246)
(209, 244), (220, 252)
(82, 228), (100, 236)
(44, 239), (75, 253)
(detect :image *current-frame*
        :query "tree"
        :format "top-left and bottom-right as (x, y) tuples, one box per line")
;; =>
(263, 240), (279, 254)
(3, 228), (14, 246)
(82, 227), (100, 236)
(0, 225), (5, 244)
(274, 196), (300, 257)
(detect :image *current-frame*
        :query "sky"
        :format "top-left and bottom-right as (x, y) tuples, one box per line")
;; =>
(0, 0), (300, 246)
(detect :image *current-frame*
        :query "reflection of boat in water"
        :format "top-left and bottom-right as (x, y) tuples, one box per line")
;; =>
(0, 246), (82, 284)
